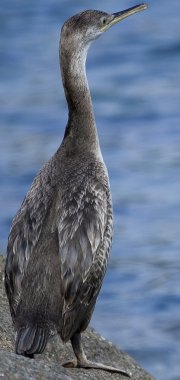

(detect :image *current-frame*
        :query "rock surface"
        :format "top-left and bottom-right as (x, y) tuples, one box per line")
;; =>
(0, 256), (156, 380)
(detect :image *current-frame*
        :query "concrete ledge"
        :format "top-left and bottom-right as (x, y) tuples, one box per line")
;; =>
(0, 256), (156, 380)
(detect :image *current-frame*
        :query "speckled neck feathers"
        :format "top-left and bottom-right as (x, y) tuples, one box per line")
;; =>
(60, 25), (100, 153)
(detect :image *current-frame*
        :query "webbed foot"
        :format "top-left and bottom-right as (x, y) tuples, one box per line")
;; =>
(63, 333), (131, 377)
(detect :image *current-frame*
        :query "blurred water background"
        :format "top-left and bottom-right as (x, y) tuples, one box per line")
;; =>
(1, 1), (180, 379)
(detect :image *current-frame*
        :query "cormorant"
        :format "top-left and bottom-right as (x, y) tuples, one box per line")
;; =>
(5, 3), (147, 376)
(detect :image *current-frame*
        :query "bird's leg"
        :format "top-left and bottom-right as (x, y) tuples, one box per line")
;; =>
(62, 333), (131, 377)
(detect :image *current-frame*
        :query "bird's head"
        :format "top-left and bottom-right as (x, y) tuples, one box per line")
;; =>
(61, 4), (148, 47)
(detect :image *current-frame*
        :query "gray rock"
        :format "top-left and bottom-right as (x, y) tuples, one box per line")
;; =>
(0, 256), (156, 380)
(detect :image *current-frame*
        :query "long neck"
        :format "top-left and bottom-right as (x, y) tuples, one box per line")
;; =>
(60, 36), (100, 153)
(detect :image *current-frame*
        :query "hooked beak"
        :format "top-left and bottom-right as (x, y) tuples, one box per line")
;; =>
(111, 3), (148, 25)
(103, 3), (148, 31)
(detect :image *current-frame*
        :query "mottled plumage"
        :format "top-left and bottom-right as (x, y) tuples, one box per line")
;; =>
(5, 5), (147, 376)
(6, 152), (112, 339)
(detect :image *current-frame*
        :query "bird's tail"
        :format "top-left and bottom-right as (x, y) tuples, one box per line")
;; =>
(15, 325), (50, 357)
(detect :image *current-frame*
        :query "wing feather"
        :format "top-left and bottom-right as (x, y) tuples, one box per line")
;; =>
(58, 175), (113, 341)
(5, 159), (57, 320)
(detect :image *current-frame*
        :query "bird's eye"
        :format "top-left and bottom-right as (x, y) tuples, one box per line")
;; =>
(101, 17), (107, 26)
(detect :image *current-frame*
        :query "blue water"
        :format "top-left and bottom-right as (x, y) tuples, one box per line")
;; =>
(1, 1), (180, 379)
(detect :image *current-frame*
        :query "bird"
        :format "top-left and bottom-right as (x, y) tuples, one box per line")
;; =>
(5, 3), (147, 376)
